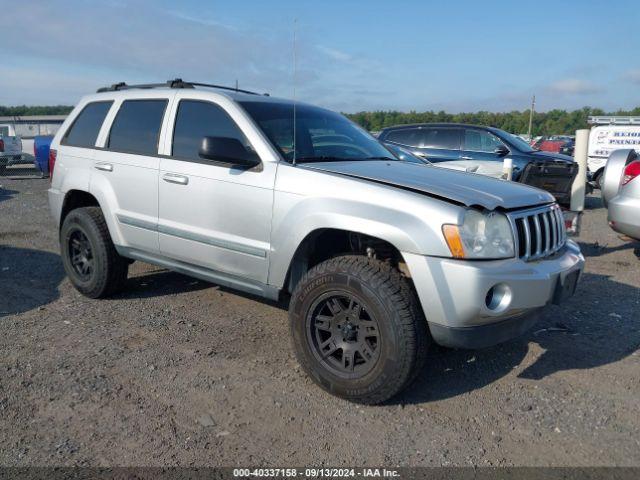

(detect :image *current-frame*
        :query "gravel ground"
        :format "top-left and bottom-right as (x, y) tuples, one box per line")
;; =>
(1, 178), (639, 467)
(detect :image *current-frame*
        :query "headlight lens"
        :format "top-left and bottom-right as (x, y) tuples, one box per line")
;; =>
(443, 210), (515, 259)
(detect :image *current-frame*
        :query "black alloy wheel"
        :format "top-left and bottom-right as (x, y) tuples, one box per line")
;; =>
(68, 228), (94, 280)
(306, 292), (381, 379)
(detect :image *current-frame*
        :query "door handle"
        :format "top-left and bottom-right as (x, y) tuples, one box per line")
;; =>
(461, 156), (473, 160)
(162, 173), (189, 185)
(95, 163), (113, 172)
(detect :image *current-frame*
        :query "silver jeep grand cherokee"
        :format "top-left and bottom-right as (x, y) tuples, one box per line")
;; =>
(48, 79), (584, 404)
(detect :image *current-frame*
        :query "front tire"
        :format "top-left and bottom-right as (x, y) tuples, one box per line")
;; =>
(60, 207), (128, 298)
(289, 255), (429, 404)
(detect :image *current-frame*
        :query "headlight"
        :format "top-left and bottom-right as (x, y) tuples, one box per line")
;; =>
(442, 209), (515, 259)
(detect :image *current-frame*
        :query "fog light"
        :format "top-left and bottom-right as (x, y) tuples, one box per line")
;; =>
(485, 283), (512, 312)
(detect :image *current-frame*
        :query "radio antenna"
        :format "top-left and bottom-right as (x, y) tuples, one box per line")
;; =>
(292, 17), (298, 165)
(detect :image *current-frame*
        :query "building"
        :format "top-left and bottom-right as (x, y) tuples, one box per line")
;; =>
(0, 115), (67, 139)
(0, 115), (67, 158)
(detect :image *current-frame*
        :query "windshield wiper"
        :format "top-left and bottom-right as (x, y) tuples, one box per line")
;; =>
(294, 155), (396, 164)
(294, 156), (353, 163)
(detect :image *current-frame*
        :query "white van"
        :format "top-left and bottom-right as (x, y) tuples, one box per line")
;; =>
(587, 116), (640, 188)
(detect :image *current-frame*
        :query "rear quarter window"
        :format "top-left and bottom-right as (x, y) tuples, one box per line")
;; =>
(107, 99), (168, 155)
(62, 101), (113, 148)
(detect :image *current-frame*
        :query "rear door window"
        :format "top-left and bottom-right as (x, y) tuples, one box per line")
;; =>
(62, 101), (113, 148)
(172, 100), (250, 161)
(421, 128), (461, 149)
(108, 99), (168, 155)
(384, 128), (424, 147)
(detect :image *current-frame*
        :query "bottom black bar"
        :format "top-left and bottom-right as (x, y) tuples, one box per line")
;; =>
(0, 467), (638, 480)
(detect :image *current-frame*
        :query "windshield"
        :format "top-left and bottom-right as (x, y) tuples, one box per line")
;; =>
(240, 101), (396, 163)
(505, 132), (537, 152)
(384, 143), (430, 164)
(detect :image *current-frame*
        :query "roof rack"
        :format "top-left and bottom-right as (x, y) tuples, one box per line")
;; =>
(96, 78), (266, 96)
(588, 116), (640, 126)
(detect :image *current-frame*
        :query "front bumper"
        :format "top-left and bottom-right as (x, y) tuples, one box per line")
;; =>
(427, 311), (542, 349)
(403, 240), (585, 349)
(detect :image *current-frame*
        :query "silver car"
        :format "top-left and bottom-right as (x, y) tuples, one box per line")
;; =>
(48, 79), (584, 404)
(602, 149), (640, 240)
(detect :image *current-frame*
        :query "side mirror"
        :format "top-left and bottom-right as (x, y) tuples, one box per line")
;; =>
(199, 136), (260, 167)
(494, 145), (509, 156)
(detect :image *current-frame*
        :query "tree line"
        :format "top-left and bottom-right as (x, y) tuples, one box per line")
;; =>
(0, 105), (74, 116)
(3, 104), (640, 136)
(346, 106), (640, 135)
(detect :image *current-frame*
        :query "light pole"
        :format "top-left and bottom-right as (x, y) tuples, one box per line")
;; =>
(527, 95), (536, 140)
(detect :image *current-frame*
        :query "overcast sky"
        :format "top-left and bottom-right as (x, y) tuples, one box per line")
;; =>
(1, 0), (638, 112)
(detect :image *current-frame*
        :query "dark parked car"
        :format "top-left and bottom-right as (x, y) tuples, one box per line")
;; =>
(559, 138), (575, 157)
(378, 123), (578, 206)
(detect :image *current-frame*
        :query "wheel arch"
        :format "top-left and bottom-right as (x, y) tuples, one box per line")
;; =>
(59, 189), (126, 251)
(60, 190), (101, 226)
(280, 227), (409, 295)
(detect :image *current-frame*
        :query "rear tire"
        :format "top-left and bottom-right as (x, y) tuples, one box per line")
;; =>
(595, 171), (603, 190)
(289, 255), (429, 404)
(60, 207), (128, 298)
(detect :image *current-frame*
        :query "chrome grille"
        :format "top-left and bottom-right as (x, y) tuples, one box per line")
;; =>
(509, 204), (566, 261)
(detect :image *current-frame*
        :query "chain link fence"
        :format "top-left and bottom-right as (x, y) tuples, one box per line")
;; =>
(0, 153), (47, 178)
(1, 116), (64, 178)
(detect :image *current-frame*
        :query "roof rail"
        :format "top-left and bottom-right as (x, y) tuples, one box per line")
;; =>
(588, 116), (640, 126)
(96, 78), (265, 96)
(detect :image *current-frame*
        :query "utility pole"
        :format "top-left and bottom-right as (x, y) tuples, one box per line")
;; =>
(527, 95), (536, 139)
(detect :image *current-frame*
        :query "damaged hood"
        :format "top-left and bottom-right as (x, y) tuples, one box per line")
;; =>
(529, 150), (575, 163)
(300, 160), (555, 210)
